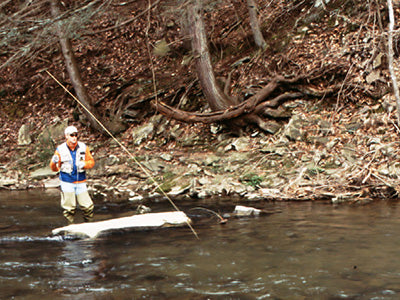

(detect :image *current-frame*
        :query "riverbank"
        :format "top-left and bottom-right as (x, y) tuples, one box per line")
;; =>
(1, 99), (399, 205)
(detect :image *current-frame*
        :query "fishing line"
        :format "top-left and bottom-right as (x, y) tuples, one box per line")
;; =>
(45, 70), (199, 239)
(189, 207), (227, 224)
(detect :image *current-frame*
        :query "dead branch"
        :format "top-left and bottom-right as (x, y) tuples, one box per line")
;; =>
(152, 67), (338, 125)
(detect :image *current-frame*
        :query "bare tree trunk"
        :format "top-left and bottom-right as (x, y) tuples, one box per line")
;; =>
(247, 0), (266, 49)
(50, 0), (103, 133)
(187, 0), (238, 111)
(387, 0), (400, 126)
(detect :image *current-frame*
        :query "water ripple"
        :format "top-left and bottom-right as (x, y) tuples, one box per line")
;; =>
(0, 235), (65, 244)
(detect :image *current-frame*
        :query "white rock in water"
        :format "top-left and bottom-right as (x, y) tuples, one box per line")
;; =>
(52, 211), (191, 239)
(233, 205), (261, 216)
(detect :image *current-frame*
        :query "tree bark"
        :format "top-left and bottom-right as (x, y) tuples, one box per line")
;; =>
(151, 1), (340, 133)
(387, 0), (400, 126)
(187, 0), (238, 111)
(50, 0), (104, 133)
(247, 0), (266, 49)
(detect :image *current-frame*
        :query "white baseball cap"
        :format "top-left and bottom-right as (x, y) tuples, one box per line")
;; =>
(64, 125), (78, 135)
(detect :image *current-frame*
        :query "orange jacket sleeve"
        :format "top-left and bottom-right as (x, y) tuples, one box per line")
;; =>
(83, 147), (95, 170)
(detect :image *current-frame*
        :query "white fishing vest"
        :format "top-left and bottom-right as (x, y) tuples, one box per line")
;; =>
(58, 142), (87, 174)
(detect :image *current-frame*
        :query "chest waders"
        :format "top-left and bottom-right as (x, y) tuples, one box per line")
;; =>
(61, 191), (94, 224)
(58, 142), (94, 224)
(77, 192), (94, 222)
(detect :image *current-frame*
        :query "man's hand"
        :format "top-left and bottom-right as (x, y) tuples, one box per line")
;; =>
(77, 161), (85, 170)
(52, 155), (59, 164)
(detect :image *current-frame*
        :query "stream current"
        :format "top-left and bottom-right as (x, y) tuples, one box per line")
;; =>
(1, 190), (400, 299)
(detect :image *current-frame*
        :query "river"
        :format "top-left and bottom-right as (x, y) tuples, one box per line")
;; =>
(1, 190), (400, 299)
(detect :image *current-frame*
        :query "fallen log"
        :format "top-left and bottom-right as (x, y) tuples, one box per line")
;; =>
(52, 211), (192, 239)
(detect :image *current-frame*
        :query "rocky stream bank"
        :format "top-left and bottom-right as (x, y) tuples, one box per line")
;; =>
(1, 101), (400, 207)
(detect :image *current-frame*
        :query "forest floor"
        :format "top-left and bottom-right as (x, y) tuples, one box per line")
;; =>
(1, 97), (400, 206)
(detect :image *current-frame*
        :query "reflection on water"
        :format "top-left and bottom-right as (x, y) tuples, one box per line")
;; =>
(1, 190), (400, 299)
(58, 241), (107, 294)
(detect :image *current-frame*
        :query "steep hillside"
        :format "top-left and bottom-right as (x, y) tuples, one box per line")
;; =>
(0, 0), (398, 202)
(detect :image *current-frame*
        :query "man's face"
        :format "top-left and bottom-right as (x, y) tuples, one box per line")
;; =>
(66, 132), (78, 144)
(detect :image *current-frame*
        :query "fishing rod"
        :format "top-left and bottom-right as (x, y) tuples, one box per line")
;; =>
(45, 70), (199, 239)
(189, 207), (227, 224)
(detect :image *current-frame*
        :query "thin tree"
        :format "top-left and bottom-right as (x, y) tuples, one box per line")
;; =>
(186, 0), (239, 111)
(247, 0), (266, 49)
(49, 0), (103, 133)
(387, 0), (400, 126)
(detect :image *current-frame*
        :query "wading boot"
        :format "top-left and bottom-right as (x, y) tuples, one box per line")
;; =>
(82, 204), (94, 222)
(61, 192), (76, 224)
(77, 192), (94, 222)
(63, 209), (75, 224)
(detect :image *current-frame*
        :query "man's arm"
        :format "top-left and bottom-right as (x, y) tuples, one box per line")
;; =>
(50, 151), (61, 172)
(83, 147), (95, 169)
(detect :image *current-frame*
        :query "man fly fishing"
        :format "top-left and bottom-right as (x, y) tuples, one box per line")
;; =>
(50, 125), (95, 224)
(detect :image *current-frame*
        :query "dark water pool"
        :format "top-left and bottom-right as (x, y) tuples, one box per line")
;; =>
(1, 190), (400, 299)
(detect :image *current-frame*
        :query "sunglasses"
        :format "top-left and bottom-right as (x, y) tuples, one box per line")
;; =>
(69, 133), (78, 137)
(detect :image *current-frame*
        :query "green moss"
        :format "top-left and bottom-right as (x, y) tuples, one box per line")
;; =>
(306, 165), (325, 176)
(240, 173), (263, 188)
(156, 181), (174, 193)
(162, 171), (177, 181)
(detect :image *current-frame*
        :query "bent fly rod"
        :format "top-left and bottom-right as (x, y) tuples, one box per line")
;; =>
(45, 70), (199, 239)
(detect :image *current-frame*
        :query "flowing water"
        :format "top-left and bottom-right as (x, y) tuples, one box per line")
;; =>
(1, 190), (400, 299)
